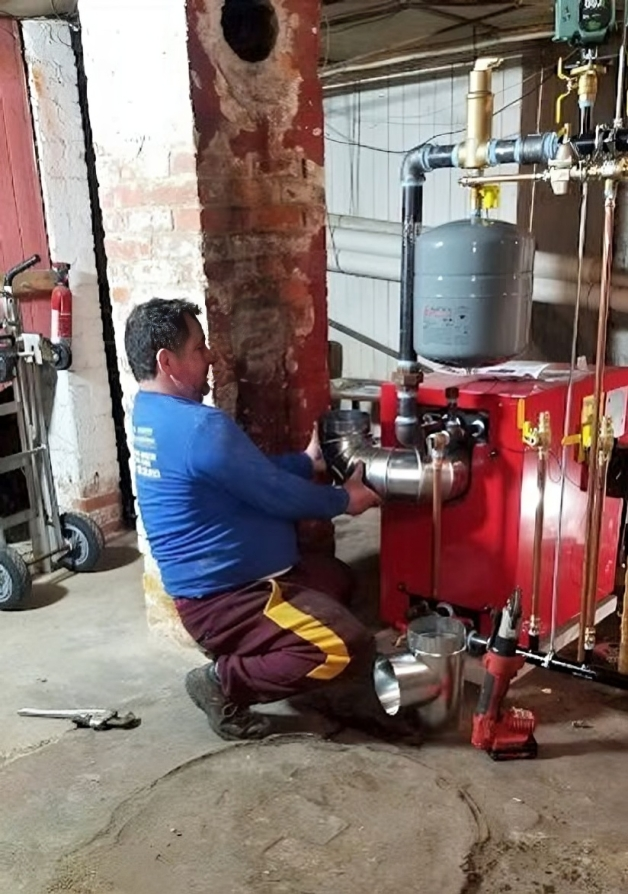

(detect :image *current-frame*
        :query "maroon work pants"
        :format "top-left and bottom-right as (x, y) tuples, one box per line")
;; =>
(175, 555), (371, 705)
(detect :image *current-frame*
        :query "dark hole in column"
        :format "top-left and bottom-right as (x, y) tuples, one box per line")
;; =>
(221, 0), (278, 63)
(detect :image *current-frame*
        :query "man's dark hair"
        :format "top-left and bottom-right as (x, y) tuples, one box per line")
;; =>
(124, 298), (202, 382)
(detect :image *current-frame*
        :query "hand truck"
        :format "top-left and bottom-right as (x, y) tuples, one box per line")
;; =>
(0, 255), (104, 609)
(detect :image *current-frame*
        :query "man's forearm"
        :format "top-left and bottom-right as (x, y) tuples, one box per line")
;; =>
(267, 452), (313, 480)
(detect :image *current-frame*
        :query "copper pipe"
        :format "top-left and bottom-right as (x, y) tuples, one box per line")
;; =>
(429, 432), (449, 600)
(583, 419), (614, 644)
(459, 172), (547, 187)
(578, 179), (617, 662)
(549, 182), (589, 655)
(529, 412), (551, 646)
(618, 561), (628, 675)
(431, 460), (443, 600)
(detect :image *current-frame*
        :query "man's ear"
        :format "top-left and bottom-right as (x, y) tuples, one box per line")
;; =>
(156, 347), (173, 376)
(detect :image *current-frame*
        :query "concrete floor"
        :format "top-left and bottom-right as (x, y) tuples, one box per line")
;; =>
(2, 513), (628, 893)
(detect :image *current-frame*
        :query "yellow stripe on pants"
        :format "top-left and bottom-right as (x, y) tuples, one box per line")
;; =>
(263, 580), (350, 681)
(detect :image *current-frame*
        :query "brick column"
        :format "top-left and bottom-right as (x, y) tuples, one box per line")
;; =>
(187, 0), (329, 453)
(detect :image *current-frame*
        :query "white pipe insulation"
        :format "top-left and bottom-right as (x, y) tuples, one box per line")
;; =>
(327, 215), (628, 313)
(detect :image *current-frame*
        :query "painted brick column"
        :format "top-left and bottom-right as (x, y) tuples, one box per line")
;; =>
(187, 0), (329, 449)
(188, 0), (331, 552)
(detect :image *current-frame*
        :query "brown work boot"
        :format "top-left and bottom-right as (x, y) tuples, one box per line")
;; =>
(185, 663), (273, 742)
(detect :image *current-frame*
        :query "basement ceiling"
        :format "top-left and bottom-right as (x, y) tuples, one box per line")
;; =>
(319, 0), (559, 82)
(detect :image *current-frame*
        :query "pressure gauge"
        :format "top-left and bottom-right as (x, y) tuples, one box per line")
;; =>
(580, 0), (613, 35)
(554, 0), (616, 45)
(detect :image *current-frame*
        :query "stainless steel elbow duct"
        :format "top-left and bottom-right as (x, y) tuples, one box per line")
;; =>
(319, 409), (469, 502)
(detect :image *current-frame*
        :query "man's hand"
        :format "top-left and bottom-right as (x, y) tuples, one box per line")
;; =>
(305, 425), (328, 475)
(343, 461), (382, 516)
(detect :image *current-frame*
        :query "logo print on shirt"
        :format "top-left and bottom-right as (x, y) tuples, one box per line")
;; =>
(134, 426), (161, 480)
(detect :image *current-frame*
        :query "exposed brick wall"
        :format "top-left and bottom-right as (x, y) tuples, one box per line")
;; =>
(79, 0), (209, 561)
(187, 0), (329, 457)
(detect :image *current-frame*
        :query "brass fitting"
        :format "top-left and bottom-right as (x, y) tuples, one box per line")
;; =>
(548, 141), (575, 196)
(470, 186), (482, 215)
(522, 411), (551, 450)
(584, 626), (597, 652)
(570, 156), (628, 183)
(538, 411), (552, 451)
(392, 369), (422, 390)
(459, 57), (502, 170)
(577, 63), (604, 110)
(528, 615), (541, 638)
(598, 415), (615, 460)
(555, 57), (606, 127)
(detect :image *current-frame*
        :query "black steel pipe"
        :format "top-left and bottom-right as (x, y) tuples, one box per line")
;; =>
(468, 632), (628, 691)
(486, 133), (560, 166)
(402, 144), (456, 180)
(571, 128), (628, 156)
(402, 130), (628, 178)
(399, 179), (423, 364)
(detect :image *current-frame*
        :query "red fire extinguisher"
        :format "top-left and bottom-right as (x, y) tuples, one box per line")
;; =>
(50, 263), (72, 370)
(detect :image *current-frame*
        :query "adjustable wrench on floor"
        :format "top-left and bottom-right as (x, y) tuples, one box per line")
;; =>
(18, 707), (140, 730)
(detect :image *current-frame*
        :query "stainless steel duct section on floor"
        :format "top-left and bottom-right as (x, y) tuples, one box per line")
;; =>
(319, 409), (469, 503)
(374, 615), (467, 727)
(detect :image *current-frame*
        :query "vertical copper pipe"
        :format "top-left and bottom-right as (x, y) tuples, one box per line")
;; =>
(549, 183), (589, 655)
(431, 460), (443, 600)
(584, 420), (614, 638)
(618, 560), (628, 675)
(529, 412), (551, 650)
(429, 432), (448, 601)
(578, 180), (617, 663)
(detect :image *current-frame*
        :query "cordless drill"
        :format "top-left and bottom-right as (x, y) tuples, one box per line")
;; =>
(471, 589), (538, 760)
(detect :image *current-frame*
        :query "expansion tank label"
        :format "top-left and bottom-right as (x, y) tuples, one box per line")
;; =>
(422, 305), (470, 347)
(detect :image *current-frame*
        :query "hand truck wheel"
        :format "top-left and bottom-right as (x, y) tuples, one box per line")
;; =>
(57, 512), (105, 573)
(51, 341), (72, 371)
(0, 546), (32, 611)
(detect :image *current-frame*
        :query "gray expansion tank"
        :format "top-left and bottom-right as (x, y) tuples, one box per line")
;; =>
(413, 217), (536, 367)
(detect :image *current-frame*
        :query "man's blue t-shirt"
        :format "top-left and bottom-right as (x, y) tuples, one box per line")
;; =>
(132, 392), (349, 598)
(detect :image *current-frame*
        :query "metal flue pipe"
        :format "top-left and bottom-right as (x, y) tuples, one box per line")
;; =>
(318, 409), (469, 503)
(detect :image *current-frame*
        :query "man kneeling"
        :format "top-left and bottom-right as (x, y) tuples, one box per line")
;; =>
(124, 298), (420, 743)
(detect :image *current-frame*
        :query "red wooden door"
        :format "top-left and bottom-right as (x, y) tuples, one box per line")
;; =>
(0, 20), (50, 334)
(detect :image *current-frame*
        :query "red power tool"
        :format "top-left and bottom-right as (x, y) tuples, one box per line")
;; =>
(471, 589), (538, 760)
